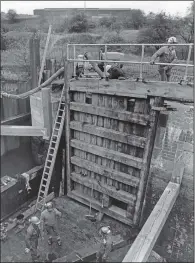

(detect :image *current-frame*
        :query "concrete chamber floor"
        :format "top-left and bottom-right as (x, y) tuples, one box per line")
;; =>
(1, 196), (132, 262)
(1, 195), (193, 262)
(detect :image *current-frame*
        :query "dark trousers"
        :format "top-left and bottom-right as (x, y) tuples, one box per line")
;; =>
(45, 225), (61, 241)
(30, 239), (39, 262)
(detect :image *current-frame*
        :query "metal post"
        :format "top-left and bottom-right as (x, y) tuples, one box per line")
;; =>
(104, 45), (107, 79)
(183, 44), (192, 82)
(66, 44), (69, 60)
(73, 45), (76, 77)
(139, 45), (145, 80)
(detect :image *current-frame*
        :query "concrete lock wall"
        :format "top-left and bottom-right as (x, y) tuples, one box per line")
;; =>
(1, 167), (43, 221)
(150, 101), (193, 201)
(30, 90), (60, 128)
(30, 90), (61, 165)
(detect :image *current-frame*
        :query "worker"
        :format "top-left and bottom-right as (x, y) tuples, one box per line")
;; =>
(96, 226), (113, 262)
(25, 216), (42, 262)
(76, 54), (85, 78)
(40, 202), (62, 246)
(150, 36), (178, 82)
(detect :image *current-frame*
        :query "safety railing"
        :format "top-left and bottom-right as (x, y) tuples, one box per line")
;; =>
(67, 43), (194, 83)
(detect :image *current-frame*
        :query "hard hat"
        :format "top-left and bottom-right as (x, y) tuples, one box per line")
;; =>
(100, 226), (111, 234)
(29, 216), (40, 225)
(45, 202), (53, 208)
(78, 55), (83, 59)
(167, 37), (177, 44)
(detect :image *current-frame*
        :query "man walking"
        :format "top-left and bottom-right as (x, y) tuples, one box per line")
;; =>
(25, 216), (42, 262)
(96, 226), (113, 262)
(40, 202), (62, 246)
(150, 37), (178, 82)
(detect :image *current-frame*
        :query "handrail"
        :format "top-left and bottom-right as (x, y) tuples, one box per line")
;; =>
(68, 59), (194, 68)
(67, 43), (194, 46)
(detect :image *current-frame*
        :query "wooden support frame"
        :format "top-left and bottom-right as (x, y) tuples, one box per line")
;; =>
(64, 59), (72, 194)
(122, 180), (181, 262)
(70, 79), (193, 103)
(133, 97), (164, 226)
(1, 125), (47, 137)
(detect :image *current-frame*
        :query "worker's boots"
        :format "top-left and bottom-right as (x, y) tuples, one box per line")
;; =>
(48, 237), (53, 245)
(57, 237), (62, 246)
(48, 237), (62, 246)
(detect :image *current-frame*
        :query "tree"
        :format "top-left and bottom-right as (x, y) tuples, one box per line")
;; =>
(68, 12), (89, 33)
(99, 16), (117, 29)
(112, 21), (123, 35)
(123, 9), (146, 29)
(175, 2), (194, 43)
(7, 9), (17, 23)
(137, 12), (177, 48)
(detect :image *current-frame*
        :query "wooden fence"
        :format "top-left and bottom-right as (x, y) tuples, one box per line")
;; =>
(1, 79), (31, 156)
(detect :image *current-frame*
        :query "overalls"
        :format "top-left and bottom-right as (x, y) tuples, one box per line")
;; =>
(26, 224), (40, 262)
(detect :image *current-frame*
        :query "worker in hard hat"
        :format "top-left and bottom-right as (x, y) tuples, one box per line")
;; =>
(96, 226), (113, 262)
(25, 216), (42, 262)
(76, 54), (85, 78)
(40, 202), (62, 246)
(150, 37), (178, 82)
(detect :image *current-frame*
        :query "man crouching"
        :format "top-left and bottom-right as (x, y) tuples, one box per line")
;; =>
(40, 202), (62, 246)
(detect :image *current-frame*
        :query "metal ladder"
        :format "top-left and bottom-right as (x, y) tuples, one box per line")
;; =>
(35, 84), (66, 212)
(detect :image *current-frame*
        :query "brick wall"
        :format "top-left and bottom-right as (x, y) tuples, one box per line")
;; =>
(149, 101), (193, 201)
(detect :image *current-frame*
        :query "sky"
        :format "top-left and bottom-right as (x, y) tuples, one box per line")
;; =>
(1, 1), (192, 17)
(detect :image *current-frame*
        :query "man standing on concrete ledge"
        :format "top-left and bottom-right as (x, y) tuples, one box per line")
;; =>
(150, 37), (178, 82)
(40, 202), (62, 246)
(96, 226), (113, 262)
(25, 216), (42, 262)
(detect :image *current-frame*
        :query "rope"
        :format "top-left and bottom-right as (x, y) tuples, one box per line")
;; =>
(0, 67), (64, 100)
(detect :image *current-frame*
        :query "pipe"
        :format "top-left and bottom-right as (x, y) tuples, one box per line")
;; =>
(84, 52), (105, 78)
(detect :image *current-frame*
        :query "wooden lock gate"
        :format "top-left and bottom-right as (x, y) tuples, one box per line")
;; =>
(65, 78), (164, 226)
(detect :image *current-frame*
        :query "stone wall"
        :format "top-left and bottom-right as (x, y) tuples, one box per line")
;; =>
(142, 101), (193, 262)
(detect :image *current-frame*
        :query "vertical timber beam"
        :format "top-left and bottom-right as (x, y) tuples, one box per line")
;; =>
(41, 87), (52, 139)
(133, 97), (164, 226)
(29, 35), (40, 89)
(64, 58), (71, 194)
(54, 137), (63, 197)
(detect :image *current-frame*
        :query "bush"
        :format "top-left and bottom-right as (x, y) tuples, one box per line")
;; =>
(68, 12), (89, 33)
(1, 31), (7, 50)
(101, 32), (128, 52)
(7, 9), (18, 23)
(99, 16), (117, 29)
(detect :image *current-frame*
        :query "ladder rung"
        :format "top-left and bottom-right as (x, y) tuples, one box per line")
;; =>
(50, 147), (55, 150)
(54, 128), (60, 131)
(55, 122), (61, 124)
(45, 166), (50, 169)
(47, 160), (52, 163)
(44, 172), (49, 175)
